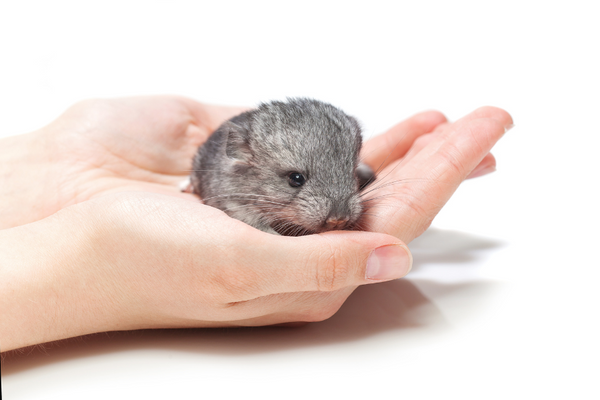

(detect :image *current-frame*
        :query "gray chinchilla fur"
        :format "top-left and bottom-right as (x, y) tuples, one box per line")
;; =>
(191, 98), (375, 236)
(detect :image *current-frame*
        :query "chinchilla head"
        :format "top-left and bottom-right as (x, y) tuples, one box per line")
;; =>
(219, 98), (366, 236)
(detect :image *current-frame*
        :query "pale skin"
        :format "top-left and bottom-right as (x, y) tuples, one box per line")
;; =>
(0, 96), (512, 352)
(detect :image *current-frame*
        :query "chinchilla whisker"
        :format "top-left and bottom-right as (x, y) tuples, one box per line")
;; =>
(183, 169), (222, 172)
(200, 192), (279, 199)
(364, 203), (406, 211)
(183, 169), (253, 175)
(209, 196), (288, 203)
(354, 215), (388, 228)
(221, 198), (289, 206)
(361, 137), (405, 178)
(360, 180), (408, 197)
(295, 226), (310, 236)
(269, 219), (301, 236)
(271, 218), (311, 237)
(220, 203), (287, 213)
(360, 212), (388, 219)
(218, 201), (288, 211)
(360, 191), (399, 200)
(200, 193), (288, 202)
(360, 146), (422, 192)
(359, 178), (439, 197)
(357, 145), (381, 164)
(351, 219), (371, 231)
(360, 193), (399, 204)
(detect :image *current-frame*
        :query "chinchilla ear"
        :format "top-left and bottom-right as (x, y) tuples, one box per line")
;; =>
(224, 113), (252, 162)
(356, 162), (375, 190)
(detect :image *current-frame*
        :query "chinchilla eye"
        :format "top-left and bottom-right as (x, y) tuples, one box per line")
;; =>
(287, 172), (306, 188)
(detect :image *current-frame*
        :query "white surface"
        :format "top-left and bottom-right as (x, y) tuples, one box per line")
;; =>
(1, 1), (599, 399)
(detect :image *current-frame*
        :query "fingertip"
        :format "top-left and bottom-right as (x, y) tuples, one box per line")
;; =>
(471, 106), (514, 129)
(415, 109), (448, 126)
(365, 244), (413, 282)
(463, 116), (508, 139)
(198, 103), (252, 132)
(403, 110), (448, 135)
(362, 110), (448, 168)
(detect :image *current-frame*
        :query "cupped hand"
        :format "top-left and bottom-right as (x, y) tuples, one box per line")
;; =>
(1, 96), (510, 240)
(1, 190), (411, 350)
(76, 192), (411, 327)
(0, 96), (511, 351)
(0, 96), (247, 229)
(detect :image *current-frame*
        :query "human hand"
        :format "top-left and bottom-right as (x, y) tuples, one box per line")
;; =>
(0, 96), (247, 229)
(0, 96), (509, 241)
(360, 107), (512, 243)
(0, 191), (411, 351)
(0, 96), (510, 351)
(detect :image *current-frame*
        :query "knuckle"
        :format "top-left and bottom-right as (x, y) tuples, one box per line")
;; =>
(383, 189), (439, 241)
(311, 243), (351, 292)
(413, 133), (434, 150)
(439, 142), (469, 177)
(394, 186), (433, 219)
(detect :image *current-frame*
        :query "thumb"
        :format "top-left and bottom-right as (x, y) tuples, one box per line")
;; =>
(242, 230), (413, 296)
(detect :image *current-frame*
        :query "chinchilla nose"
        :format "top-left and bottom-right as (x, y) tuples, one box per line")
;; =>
(322, 201), (353, 230)
(324, 215), (350, 230)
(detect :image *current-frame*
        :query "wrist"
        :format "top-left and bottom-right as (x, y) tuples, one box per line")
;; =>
(0, 206), (122, 352)
(0, 129), (60, 229)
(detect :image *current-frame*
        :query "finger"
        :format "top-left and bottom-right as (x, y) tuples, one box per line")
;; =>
(397, 107), (512, 183)
(452, 106), (514, 128)
(466, 153), (496, 179)
(398, 135), (497, 177)
(146, 96), (251, 175)
(178, 97), (251, 134)
(361, 110), (447, 171)
(431, 121), (451, 134)
(375, 106), (512, 168)
(430, 106), (513, 134)
(364, 111), (512, 242)
(221, 229), (413, 300)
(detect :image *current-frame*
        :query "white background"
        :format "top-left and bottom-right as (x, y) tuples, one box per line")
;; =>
(1, 1), (599, 399)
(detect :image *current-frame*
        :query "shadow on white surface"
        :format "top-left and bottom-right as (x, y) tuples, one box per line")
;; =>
(410, 227), (504, 269)
(2, 228), (503, 375)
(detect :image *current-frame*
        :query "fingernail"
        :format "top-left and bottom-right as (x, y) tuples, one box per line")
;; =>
(504, 123), (515, 133)
(468, 164), (496, 179)
(366, 244), (412, 281)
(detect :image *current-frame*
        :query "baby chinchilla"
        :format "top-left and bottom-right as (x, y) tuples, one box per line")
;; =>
(190, 98), (375, 236)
